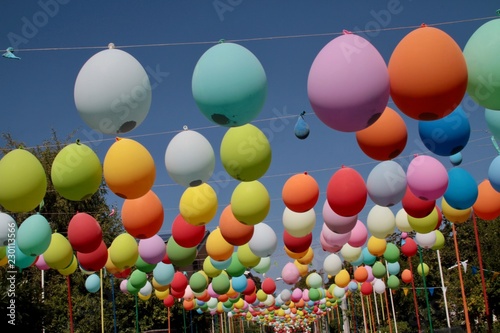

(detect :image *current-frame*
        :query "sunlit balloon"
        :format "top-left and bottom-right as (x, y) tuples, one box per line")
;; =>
(402, 186), (435, 219)
(366, 161), (406, 207)
(67, 212), (102, 254)
(488, 155), (500, 192)
(444, 167), (478, 210)
(218, 205), (254, 246)
(282, 172), (319, 213)
(282, 207), (316, 238)
(407, 155), (448, 201)
(172, 213), (206, 248)
(206, 228), (234, 262)
(166, 236), (198, 268)
(348, 220), (368, 248)
(109, 233), (139, 270)
(122, 190), (164, 239)
(237, 243), (260, 268)
(323, 253), (343, 276)
(340, 243), (362, 263)
(366, 205), (396, 239)
(322, 200), (357, 234)
(17, 213), (52, 256)
(441, 197), (471, 224)
(231, 180), (270, 225)
(138, 234), (166, 265)
(473, 179), (500, 220)
(43, 233), (74, 270)
(326, 166), (367, 217)
(407, 206), (440, 234)
(367, 236), (387, 257)
(179, 183), (218, 226)
(77, 240), (108, 271)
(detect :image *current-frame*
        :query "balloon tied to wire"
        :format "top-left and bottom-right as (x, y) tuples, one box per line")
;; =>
(2, 47), (21, 60)
(294, 111), (310, 140)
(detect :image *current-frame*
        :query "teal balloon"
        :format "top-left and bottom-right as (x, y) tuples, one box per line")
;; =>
(350, 252), (364, 267)
(387, 262), (400, 275)
(294, 112), (310, 140)
(362, 247), (377, 266)
(444, 167), (478, 209)
(14, 243), (36, 270)
(85, 274), (101, 293)
(488, 155), (500, 192)
(192, 42), (267, 127)
(231, 274), (248, 293)
(17, 213), (52, 256)
(485, 109), (500, 141)
(153, 262), (175, 286)
(449, 152), (462, 166)
(211, 256), (232, 270)
(418, 107), (470, 156)
(463, 19), (500, 110)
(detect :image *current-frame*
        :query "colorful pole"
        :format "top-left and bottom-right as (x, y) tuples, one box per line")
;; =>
(408, 256), (421, 332)
(100, 269), (104, 333)
(67, 275), (74, 333)
(452, 223), (471, 332)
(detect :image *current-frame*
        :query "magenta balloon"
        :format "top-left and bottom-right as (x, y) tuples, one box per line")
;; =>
(138, 234), (166, 265)
(407, 155), (448, 201)
(321, 224), (351, 248)
(322, 199), (357, 233)
(308, 33), (390, 132)
(348, 221), (368, 248)
(291, 288), (303, 302)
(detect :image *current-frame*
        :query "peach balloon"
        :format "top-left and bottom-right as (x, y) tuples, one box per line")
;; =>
(282, 172), (319, 213)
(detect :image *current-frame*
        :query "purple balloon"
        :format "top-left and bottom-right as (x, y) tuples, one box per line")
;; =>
(322, 200), (357, 234)
(138, 234), (166, 264)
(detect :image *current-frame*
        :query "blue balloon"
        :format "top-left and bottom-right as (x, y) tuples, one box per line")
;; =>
(17, 213), (52, 256)
(488, 155), (500, 192)
(449, 152), (463, 166)
(348, 281), (358, 291)
(418, 107), (470, 156)
(14, 243), (36, 270)
(444, 167), (478, 209)
(362, 247), (377, 266)
(85, 274), (101, 293)
(294, 112), (310, 140)
(387, 262), (401, 275)
(231, 274), (248, 293)
(210, 256), (232, 270)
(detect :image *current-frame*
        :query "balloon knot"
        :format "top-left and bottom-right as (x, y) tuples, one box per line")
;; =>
(75, 139), (81, 145)
(304, 171), (308, 175)
(496, 9), (500, 15)
(413, 154), (419, 158)
(183, 125), (188, 131)
(218, 39), (226, 44)
(420, 23), (427, 28)
(115, 137), (121, 141)
(342, 29), (352, 35)
(300, 111), (306, 116)
(108, 43), (115, 49)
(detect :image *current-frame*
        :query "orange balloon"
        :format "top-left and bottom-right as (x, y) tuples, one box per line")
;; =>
(473, 180), (500, 220)
(121, 190), (164, 239)
(284, 246), (309, 260)
(282, 172), (320, 213)
(353, 266), (368, 283)
(183, 299), (195, 311)
(103, 138), (156, 199)
(219, 205), (254, 246)
(388, 26), (467, 120)
(355, 107), (407, 161)
(401, 269), (413, 284)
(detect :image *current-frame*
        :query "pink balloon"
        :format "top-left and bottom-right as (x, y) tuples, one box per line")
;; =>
(308, 33), (390, 132)
(407, 155), (448, 201)
(207, 283), (219, 298)
(348, 221), (368, 248)
(322, 200), (358, 234)
(281, 262), (301, 285)
(35, 254), (50, 270)
(321, 224), (351, 248)
(320, 232), (341, 253)
(302, 288), (310, 302)
(291, 288), (303, 302)
(138, 234), (166, 264)
(364, 266), (375, 283)
(120, 280), (129, 294)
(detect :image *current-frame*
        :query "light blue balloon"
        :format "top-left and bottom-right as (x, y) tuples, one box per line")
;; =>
(449, 152), (463, 166)
(14, 243), (36, 270)
(387, 262), (401, 275)
(348, 281), (358, 292)
(350, 252), (364, 267)
(488, 155), (500, 192)
(362, 247), (377, 266)
(211, 256), (232, 270)
(444, 167), (478, 209)
(85, 274), (101, 293)
(231, 274), (248, 293)
(152, 262), (175, 286)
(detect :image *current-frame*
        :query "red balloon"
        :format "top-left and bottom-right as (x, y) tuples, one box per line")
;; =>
(434, 206), (443, 230)
(327, 166), (367, 217)
(283, 231), (312, 254)
(402, 186), (435, 218)
(170, 287), (185, 299)
(68, 212), (102, 253)
(245, 293), (257, 304)
(172, 214), (206, 248)
(401, 237), (418, 257)
(243, 278), (256, 295)
(170, 271), (188, 292)
(360, 281), (373, 296)
(77, 240), (108, 271)
(114, 267), (131, 279)
(163, 294), (175, 307)
(261, 277), (276, 295)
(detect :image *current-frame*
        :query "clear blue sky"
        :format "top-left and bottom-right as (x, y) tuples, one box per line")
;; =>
(1, 1), (499, 286)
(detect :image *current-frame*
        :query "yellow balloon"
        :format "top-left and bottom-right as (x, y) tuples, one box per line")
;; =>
(58, 256), (78, 276)
(104, 255), (121, 275)
(155, 288), (170, 300)
(257, 289), (268, 302)
(441, 197), (471, 224)
(294, 260), (309, 277)
(103, 138), (156, 199)
(44, 233), (73, 270)
(284, 246), (309, 260)
(237, 243), (261, 268)
(109, 233), (139, 269)
(206, 228), (234, 261)
(152, 278), (170, 291)
(408, 207), (439, 233)
(179, 183), (218, 226)
(231, 180), (270, 225)
(297, 247), (314, 265)
(367, 236), (387, 257)
(203, 256), (222, 278)
(234, 298), (245, 309)
(139, 292), (151, 301)
(431, 230), (446, 251)
(335, 269), (351, 288)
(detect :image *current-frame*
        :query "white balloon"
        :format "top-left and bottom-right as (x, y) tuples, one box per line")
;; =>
(249, 223), (277, 257)
(340, 243), (362, 263)
(367, 205), (396, 239)
(415, 231), (437, 249)
(373, 278), (386, 294)
(367, 161), (407, 207)
(140, 281), (153, 296)
(395, 208), (413, 232)
(282, 207), (316, 237)
(74, 48), (152, 134)
(165, 129), (215, 187)
(323, 253), (343, 276)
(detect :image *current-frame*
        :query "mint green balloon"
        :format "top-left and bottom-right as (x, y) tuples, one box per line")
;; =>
(252, 256), (271, 274)
(192, 42), (267, 127)
(129, 269), (148, 289)
(51, 142), (102, 201)
(17, 213), (52, 256)
(0, 149), (47, 212)
(463, 19), (500, 110)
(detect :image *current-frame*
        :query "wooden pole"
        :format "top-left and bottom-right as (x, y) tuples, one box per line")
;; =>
(168, 307), (171, 333)
(452, 223), (472, 333)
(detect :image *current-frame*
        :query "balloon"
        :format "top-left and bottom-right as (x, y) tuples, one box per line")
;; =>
(77, 240), (108, 271)
(14, 243), (37, 270)
(372, 262), (386, 279)
(401, 269), (413, 284)
(340, 243), (362, 263)
(281, 262), (301, 285)
(190, 271), (209, 293)
(43, 233), (74, 270)
(401, 237), (418, 257)
(388, 25), (467, 120)
(418, 107), (470, 156)
(206, 228), (234, 262)
(249, 223), (277, 257)
(366, 205), (395, 239)
(252, 256), (271, 274)
(444, 167), (478, 209)
(355, 107), (407, 161)
(179, 183), (218, 226)
(326, 166), (367, 217)
(171, 271), (189, 292)
(17, 213), (52, 256)
(486, 109), (500, 142)
(387, 275), (400, 290)
(488, 155), (500, 192)
(285, 245), (309, 259)
(334, 269), (351, 288)
(348, 220), (368, 248)
(212, 273), (231, 295)
(387, 262), (401, 275)
(407, 206), (440, 234)
(417, 263), (429, 277)
(58, 255), (78, 276)
(297, 247), (314, 265)
(35, 254), (50, 270)
(383, 243), (400, 263)
(361, 248), (376, 266)
(67, 212), (102, 253)
(220, 124), (272, 181)
(231, 180), (270, 225)
(85, 274), (101, 293)
(406, 155), (448, 201)
(0, 213), (16, 247)
(172, 214), (206, 248)
(163, 295), (175, 308)
(51, 141), (103, 201)
(282, 172), (319, 213)
(231, 275), (248, 293)
(282, 207), (316, 237)
(203, 256), (222, 278)
(262, 278), (276, 294)
(103, 138), (155, 199)
(307, 32), (390, 132)
(121, 190), (164, 239)
(283, 231), (312, 254)
(192, 42), (267, 127)
(164, 129), (215, 187)
(135, 256), (156, 273)
(0, 148), (47, 212)
(109, 233), (139, 270)
(138, 235), (166, 265)
(472, 180), (500, 220)
(463, 19), (500, 110)
(321, 224), (351, 250)
(367, 236), (386, 257)
(441, 197), (471, 224)
(153, 262), (175, 286)
(354, 266), (368, 283)
(402, 186), (435, 218)
(166, 236), (197, 268)
(74, 48), (151, 134)
(431, 230), (445, 251)
(322, 200), (357, 234)
(294, 112), (310, 139)
(450, 152), (463, 166)
(219, 205), (254, 246)
(366, 161), (406, 207)
(237, 243), (260, 268)
(361, 281), (373, 296)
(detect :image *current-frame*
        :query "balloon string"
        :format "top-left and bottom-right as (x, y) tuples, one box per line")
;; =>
(491, 136), (500, 154)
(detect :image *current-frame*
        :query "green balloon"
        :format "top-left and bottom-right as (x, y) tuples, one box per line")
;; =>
(387, 275), (400, 290)
(463, 19), (500, 110)
(166, 236), (197, 268)
(372, 261), (387, 279)
(126, 280), (141, 295)
(51, 142), (103, 201)
(0, 149), (47, 213)
(212, 273), (230, 295)
(308, 288), (321, 301)
(135, 256), (156, 273)
(383, 243), (400, 263)
(129, 269), (148, 289)
(189, 271), (208, 293)
(225, 253), (246, 277)
(252, 256), (271, 274)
